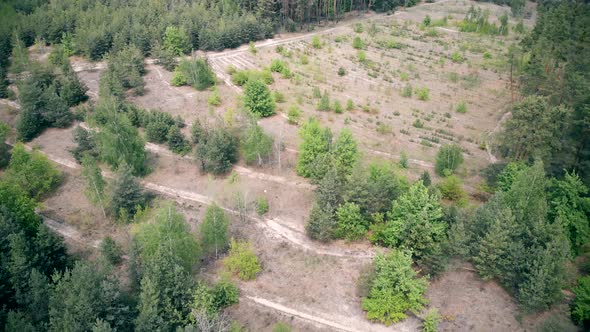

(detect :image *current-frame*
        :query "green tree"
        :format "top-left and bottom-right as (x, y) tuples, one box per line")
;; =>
(0, 121), (11, 168)
(134, 203), (200, 271)
(437, 175), (466, 201)
(167, 125), (191, 155)
(373, 181), (445, 258)
(9, 35), (29, 74)
(109, 163), (146, 221)
(572, 276), (590, 329)
(296, 118), (332, 178)
(163, 26), (190, 56)
(332, 129), (359, 178)
(100, 236), (122, 265)
(176, 57), (215, 91)
(223, 239), (261, 281)
(195, 126), (238, 174)
(0, 181), (41, 236)
(244, 79), (275, 117)
(81, 155), (107, 218)
(361, 251), (429, 325)
(3, 143), (61, 199)
(70, 126), (98, 162)
(305, 202), (336, 242)
(335, 202), (366, 241)
(200, 203), (229, 259)
(242, 124), (274, 166)
(435, 144), (464, 176)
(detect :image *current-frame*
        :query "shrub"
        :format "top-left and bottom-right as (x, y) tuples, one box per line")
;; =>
(273, 91), (286, 103)
(416, 87), (430, 101)
(572, 276), (590, 328)
(208, 88), (222, 106)
(242, 124), (273, 166)
(146, 118), (172, 144)
(346, 99), (355, 111)
(317, 91), (331, 111)
(287, 105), (302, 124)
(272, 322), (292, 332)
(300, 54), (309, 65)
(357, 50), (367, 62)
(354, 23), (364, 33)
(399, 152), (409, 168)
(438, 175), (466, 201)
(167, 125), (191, 155)
(451, 51), (463, 63)
(171, 69), (188, 86)
(196, 126), (238, 174)
(423, 15), (431, 27)
(456, 101), (467, 113)
(244, 79), (276, 117)
(361, 251), (429, 325)
(270, 59), (288, 73)
(333, 100), (343, 114)
(212, 277), (239, 309)
(256, 196), (269, 215)
(312, 36), (322, 49)
(413, 119), (424, 128)
(401, 84), (413, 97)
(483, 51), (492, 59)
(223, 239), (262, 281)
(335, 203), (366, 241)
(248, 41), (257, 54)
(338, 67), (346, 76)
(352, 36), (364, 49)
(435, 144), (464, 176)
(100, 236), (122, 265)
(176, 57), (216, 90)
(422, 309), (441, 332)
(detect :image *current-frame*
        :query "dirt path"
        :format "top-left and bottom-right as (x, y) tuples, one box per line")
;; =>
(41, 214), (101, 248)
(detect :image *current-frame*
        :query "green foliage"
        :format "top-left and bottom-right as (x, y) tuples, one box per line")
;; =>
(352, 36), (364, 49)
(242, 124), (274, 166)
(272, 322), (292, 332)
(438, 175), (466, 202)
(100, 236), (122, 265)
(135, 203), (200, 271)
(3, 143), (61, 199)
(208, 88), (222, 106)
(420, 171), (432, 187)
(332, 128), (359, 178)
(287, 105), (301, 124)
(422, 15), (431, 27)
(273, 90), (285, 103)
(357, 50), (367, 62)
(211, 277), (239, 309)
(195, 126), (238, 174)
(312, 36), (322, 49)
(163, 26), (190, 56)
(171, 69), (188, 86)
(335, 202), (366, 241)
(317, 90), (331, 111)
(0, 181), (41, 236)
(456, 101), (467, 113)
(244, 79), (275, 117)
(361, 251), (429, 325)
(435, 144), (463, 176)
(223, 239), (261, 281)
(346, 99), (355, 111)
(401, 84), (412, 98)
(354, 23), (364, 33)
(256, 196), (269, 216)
(372, 182), (445, 258)
(333, 100), (343, 113)
(399, 152), (408, 169)
(101, 45), (145, 97)
(572, 276), (590, 328)
(422, 309), (441, 332)
(296, 118), (332, 178)
(200, 204), (229, 259)
(416, 87), (430, 101)
(176, 57), (216, 91)
(81, 155), (107, 216)
(338, 67), (346, 76)
(458, 6), (502, 35)
(0, 122), (10, 168)
(167, 125), (191, 155)
(109, 163), (147, 222)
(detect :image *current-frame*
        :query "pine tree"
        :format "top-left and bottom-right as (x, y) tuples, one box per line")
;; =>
(135, 277), (167, 332)
(109, 163), (146, 221)
(244, 79), (275, 117)
(305, 202), (336, 242)
(167, 125), (191, 155)
(332, 129), (359, 178)
(81, 155), (107, 218)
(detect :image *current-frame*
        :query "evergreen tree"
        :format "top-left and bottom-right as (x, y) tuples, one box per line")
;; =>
(335, 202), (366, 241)
(109, 163), (146, 221)
(195, 126), (238, 175)
(167, 125), (191, 155)
(200, 204), (229, 259)
(70, 126), (99, 162)
(305, 202), (336, 242)
(81, 155), (107, 218)
(135, 276), (167, 332)
(244, 79), (275, 117)
(332, 129), (359, 178)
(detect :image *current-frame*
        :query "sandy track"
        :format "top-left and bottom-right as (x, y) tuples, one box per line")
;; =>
(41, 214), (101, 248)
(486, 111), (511, 163)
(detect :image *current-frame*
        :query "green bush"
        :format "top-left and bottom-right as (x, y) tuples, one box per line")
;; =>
(333, 100), (343, 114)
(456, 101), (467, 113)
(361, 251), (429, 325)
(100, 236), (122, 265)
(167, 125), (191, 155)
(354, 23), (364, 33)
(416, 87), (430, 101)
(346, 99), (355, 111)
(244, 79), (276, 117)
(335, 203), (366, 241)
(338, 67), (346, 76)
(171, 69), (188, 86)
(223, 239), (262, 281)
(317, 91), (331, 111)
(256, 196), (269, 215)
(352, 36), (364, 49)
(176, 57), (216, 90)
(272, 322), (292, 332)
(287, 105), (302, 124)
(273, 91), (286, 103)
(435, 144), (464, 176)
(572, 276), (590, 328)
(270, 59), (288, 73)
(422, 309), (441, 332)
(357, 50), (367, 62)
(438, 175), (466, 201)
(423, 15), (431, 27)
(196, 126), (238, 174)
(208, 88), (222, 106)
(312, 36), (322, 49)
(451, 51), (463, 63)
(402, 84), (413, 97)
(212, 277), (239, 309)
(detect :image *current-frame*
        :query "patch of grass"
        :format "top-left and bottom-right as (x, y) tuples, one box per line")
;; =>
(376, 122), (393, 135)
(208, 88), (222, 106)
(353, 36), (365, 49)
(401, 84), (412, 97)
(456, 101), (467, 113)
(357, 50), (367, 62)
(300, 54), (309, 65)
(312, 36), (322, 49)
(273, 91), (286, 103)
(413, 119), (424, 128)
(256, 196), (269, 215)
(451, 50), (463, 63)
(354, 23), (364, 33)
(287, 105), (301, 124)
(346, 99), (355, 111)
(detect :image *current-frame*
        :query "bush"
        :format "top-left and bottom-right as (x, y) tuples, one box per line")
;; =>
(399, 152), (409, 168)
(270, 59), (288, 73)
(176, 57), (216, 90)
(167, 125), (191, 155)
(287, 105), (301, 124)
(163, 26), (190, 56)
(456, 101), (467, 113)
(422, 309), (441, 332)
(195, 126), (238, 174)
(357, 50), (367, 62)
(572, 276), (590, 328)
(146, 117), (173, 144)
(335, 203), (366, 241)
(244, 79), (276, 117)
(435, 144), (464, 176)
(212, 278), (239, 309)
(451, 51), (463, 63)
(401, 84), (413, 97)
(352, 36), (364, 49)
(354, 23), (364, 33)
(256, 196), (269, 215)
(312, 36), (322, 49)
(416, 87), (430, 101)
(438, 175), (466, 201)
(208, 88), (222, 106)
(333, 100), (343, 114)
(171, 69), (188, 86)
(346, 99), (355, 111)
(361, 251), (429, 325)
(223, 239), (262, 281)
(242, 124), (273, 166)
(338, 67), (346, 76)
(100, 236), (122, 265)
(273, 91), (286, 103)
(317, 91), (331, 111)
(423, 15), (431, 27)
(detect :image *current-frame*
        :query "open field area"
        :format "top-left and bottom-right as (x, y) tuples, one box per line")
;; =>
(1, 0), (587, 331)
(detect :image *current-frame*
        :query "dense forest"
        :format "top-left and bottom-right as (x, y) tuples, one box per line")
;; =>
(1, 0), (590, 331)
